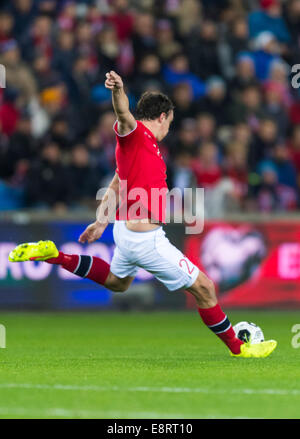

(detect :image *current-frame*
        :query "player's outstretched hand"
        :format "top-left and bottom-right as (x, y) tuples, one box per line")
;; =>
(105, 71), (123, 91)
(78, 221), (106, 244)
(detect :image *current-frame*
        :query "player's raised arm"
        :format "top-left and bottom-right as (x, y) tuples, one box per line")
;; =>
(105, 70), (136, 135)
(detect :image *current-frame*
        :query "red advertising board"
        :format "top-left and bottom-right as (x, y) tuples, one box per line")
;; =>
(184, 221), (300, 309)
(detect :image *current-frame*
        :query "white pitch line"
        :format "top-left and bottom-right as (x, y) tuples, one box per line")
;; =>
(0, 407), (258, 419)
(0, 383), (299, 396)
(0, 407), (190, 419)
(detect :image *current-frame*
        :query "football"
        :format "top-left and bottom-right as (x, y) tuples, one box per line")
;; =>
(233, 321), (264, 344)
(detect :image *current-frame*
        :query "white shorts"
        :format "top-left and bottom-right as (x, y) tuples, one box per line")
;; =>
(110, 221), (199, 291)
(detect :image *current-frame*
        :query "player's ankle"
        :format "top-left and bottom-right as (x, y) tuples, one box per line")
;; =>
(46, 251), (68, 265)
(228, 337), (244, 355)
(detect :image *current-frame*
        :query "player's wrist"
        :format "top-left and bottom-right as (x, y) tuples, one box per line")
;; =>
(112, 86), (124, 94)
(95, 219), (108, 228)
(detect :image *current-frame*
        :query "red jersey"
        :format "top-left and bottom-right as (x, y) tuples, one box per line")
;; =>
(114, 120), (168, 223)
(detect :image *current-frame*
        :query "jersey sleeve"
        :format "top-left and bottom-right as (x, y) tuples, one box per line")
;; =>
(113, 120), (140, 146)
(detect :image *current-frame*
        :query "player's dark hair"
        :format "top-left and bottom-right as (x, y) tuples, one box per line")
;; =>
(136, 91), (175, 121)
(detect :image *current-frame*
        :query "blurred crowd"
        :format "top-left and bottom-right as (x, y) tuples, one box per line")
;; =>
(0, 0), (300, 216)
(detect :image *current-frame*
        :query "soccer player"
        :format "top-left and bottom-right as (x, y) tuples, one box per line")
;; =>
(9, 71), (277, 358)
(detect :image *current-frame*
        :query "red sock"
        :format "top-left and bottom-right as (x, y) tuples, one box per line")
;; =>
(198, 304), (243, 354)
(47, 252), (110, 285)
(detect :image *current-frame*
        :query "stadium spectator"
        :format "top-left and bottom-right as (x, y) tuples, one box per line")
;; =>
(192, 141), (235, 217)
(173, 118), (198, 158)
(230, 84), (265, 130)
(248, 118), (279, 170)
(252, 145), (298, 212)
(52, 30), (76, 78)
(272, 142), (298, 192)
(195, 113), (219, 147)
(57, 1), (77, 32)
(229, 53), (258, 99)
(284, 0), (300, 66)
(68, 144), (102, 209)
(0, 39), (37, 104)
(252, 159), (280, 212)
(21, 14), (53, 62)
(47, 115), (73, 150)
(1, 114), (35, 178)
(192, 141), (222, 190)
(0, 11), (14, 44)
(131, 53), (166, 98)
(96, 25), (120, 74)
(196, 76), (230, 126)
(0, 88), (20, 137)
(156, 19), (183, 62)
(251, 31), (281, 82)
(33, 54), (62, 90)
(174, 0), (202, 36)
(262, 80), (289, 137)
(186, 19), (221, 80)
(25, 140), (71, 210)
(162, 52), (206, 100)
(131, 12), (157, 63)
(227, 16), (250, 59)
(168, 151), (194, 196)
(248, 0), (291, 44)
(223, 140), (249, 210)
(171, 82), (195, 130)
(8, 0), (37, 40)
(106, 0), (134, 43)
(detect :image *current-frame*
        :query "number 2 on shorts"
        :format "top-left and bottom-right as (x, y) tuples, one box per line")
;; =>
(179, 258), (195, 275)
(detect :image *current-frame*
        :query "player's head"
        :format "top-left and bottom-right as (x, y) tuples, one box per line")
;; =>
(136, 91), (174, 141)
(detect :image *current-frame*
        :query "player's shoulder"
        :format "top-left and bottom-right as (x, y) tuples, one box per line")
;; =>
(113, 119), (142, 139)
(114, 120), (150, 147)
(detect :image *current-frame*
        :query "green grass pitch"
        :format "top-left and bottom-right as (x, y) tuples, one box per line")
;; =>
(0, 310), (299, 419)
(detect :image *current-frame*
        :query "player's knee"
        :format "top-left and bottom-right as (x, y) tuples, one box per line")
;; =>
(107, 280), (128, 293)
(111, 284), (128, 293)
(196, 273), (215, 295)
(206, 278), (215, 296)
(105, 273), (129, 293)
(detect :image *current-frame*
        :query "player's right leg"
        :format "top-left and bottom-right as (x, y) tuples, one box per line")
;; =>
(8, 240), (134, 293)
(186, 272), (277, 358)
